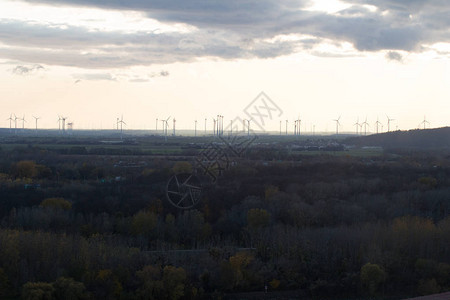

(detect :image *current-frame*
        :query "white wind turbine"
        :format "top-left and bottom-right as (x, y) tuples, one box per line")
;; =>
(163, 116), (171, 141)
(117, 115), (126, 139)
(362, 117), (369, 136)
(386, 115), (395, 132)
(354, 117), (360, 135)
(20, 115), (26, 130)
(333, 116), (341, 135)
(33, 116), (40, 131)
(374, 117), (382, 134)
(7, 114), (14, 132)
(419, 116), (430, 129)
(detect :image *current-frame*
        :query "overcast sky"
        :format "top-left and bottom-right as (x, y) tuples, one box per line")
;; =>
(0, 0), (449, 133)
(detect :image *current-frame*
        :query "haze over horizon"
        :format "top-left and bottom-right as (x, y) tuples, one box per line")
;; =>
(0, 0), (449, 133)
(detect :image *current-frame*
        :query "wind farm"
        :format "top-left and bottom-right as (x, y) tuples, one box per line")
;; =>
(0, 111), (444, 138)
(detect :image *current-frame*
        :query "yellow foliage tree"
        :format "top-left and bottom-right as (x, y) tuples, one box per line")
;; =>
(22, 282), (55, 300)
(131, 210), (157, 236)
(264, 185), (279, 200)
(360, 263), (386, 297)
(40, 198), (72, 210)
(13, 160), (37, 179)
(247, 208), (270, 230)
(172, 161), (193, 174)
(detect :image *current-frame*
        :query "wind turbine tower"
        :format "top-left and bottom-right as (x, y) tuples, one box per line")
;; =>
(7, 114), (13, 132)
(33, 116), (40, 131)
(14, 115), (19, 134)
(195, 120), (197, 137)
(333, 116), (341, 136)
(386, 115), (395, 132)
(164, 116), (171, 141)
(375, 117), (382, 134)
(118, 115), (126, 139)
(419, 116), (430, 129)
(173, 118), (176, 136)
(20, 115), (26, 131)
(362, 117), (369, 136)
(62, 116), (68, 133)
(354, 118), (360, 135)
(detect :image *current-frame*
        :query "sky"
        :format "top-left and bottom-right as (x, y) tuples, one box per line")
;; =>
(0, 0), (449, 133)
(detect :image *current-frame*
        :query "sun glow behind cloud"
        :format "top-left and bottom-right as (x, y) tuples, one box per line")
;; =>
(305, 0), (352, 14)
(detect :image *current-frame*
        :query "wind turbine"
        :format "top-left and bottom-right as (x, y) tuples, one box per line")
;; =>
(354, 117), (360, 135)
(160, 119), (165, 134)
(285, 119), (288, 135)
(279, 120), (282, 136)
(156, 118), (158, 131)
(247, 119), (251, 137)
(419, 116), (430, 129)
(61, 116), (67, 133)
(362, 117), (369, 136)
(333, 116), (341, 136)
(386, 115), (395, 132)
(57, 115), (67, 134)
(212, 117), (217, 137)
(117, 115), (126, 139)
(14, 115), (19, 134)
(172, 118), (176, 136)
(194, 120), (197, 137)
(33, 116), (40, 131)
(7, 114), (13, 132)
(20, 115), (26, 131)
(204, 118), (207, 135)
(374, 117), (382, 134)
(163, 116), (171, 141)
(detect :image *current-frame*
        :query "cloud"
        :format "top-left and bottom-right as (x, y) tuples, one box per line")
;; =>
(11, 64), (44, 75)
(72, 73), (116, 81)
(149, 70), (169, 77)
(0, 0), (449, 68)
(159, 70), (169, 76)
(71, 70), (170, 82)
(385, 51), (404, 62)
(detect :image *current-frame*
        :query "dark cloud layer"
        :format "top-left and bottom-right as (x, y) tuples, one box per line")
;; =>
(1, 0), (449, 68)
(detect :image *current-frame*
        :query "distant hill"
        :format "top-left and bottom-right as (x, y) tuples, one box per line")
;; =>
(344, 127), (450, 149)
